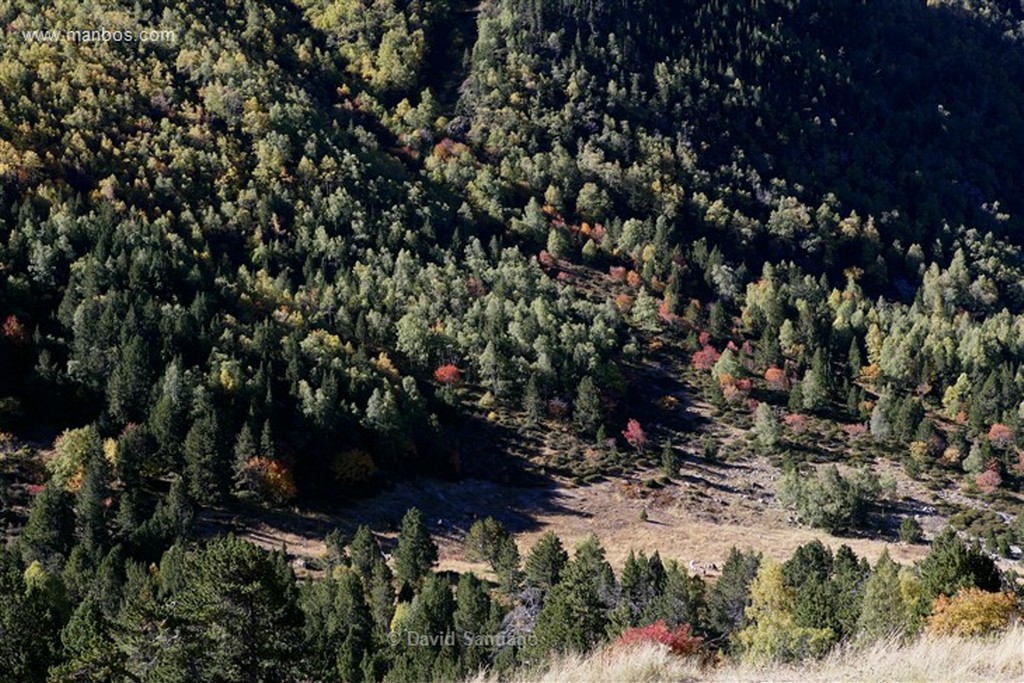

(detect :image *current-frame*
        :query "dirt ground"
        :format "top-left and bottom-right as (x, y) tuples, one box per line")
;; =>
(203, 450), (936, 580)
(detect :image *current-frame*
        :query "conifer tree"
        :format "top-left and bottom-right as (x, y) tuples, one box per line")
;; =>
(572, 375), (602, 437)
(349, 525), (380, 584)
(708, 548), (761, 642)
(454, 572), (493, 674)
(394, 507), (438, 590)
(524, 531), (569, 594)
(183, 406), (225, 506)
(855, 550), (908, 645)
(20, 484), (75, 571)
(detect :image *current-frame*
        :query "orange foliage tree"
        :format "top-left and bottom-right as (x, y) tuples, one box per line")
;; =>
(927, 588), (1016, 637)
(238, 457), (298, 505)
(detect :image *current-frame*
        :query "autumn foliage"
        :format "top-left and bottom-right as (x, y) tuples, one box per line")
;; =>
(691, 345), (721, 371)
(622, 418), (647, 452)
(615, 621), (702, 657)
(976, 462), (1003, 492)
(239, 457), (298, 505)
(927, 588), (1017, 637)
(2, 315), (28, 345)
(764, 366), (789, 391)
(987, 423), (1014, 449)
(433, 364), (462, 386)
(784, 413), (809, 434)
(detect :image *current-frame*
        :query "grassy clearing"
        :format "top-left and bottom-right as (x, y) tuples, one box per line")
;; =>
(475, 628), (1024, 683)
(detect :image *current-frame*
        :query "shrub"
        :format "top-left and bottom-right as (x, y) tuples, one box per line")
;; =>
(237, 457), (297, 505)
(987, 423), (1014, 449)
(899, 516), (923, 544)
(622, 419), (647, 453)
(433, 364), (462, 386)
(927, 588), (1016, 637)
(331, 449), (376, 486)
(615, 620), (702, 656)
(976, 462), (1002, 492)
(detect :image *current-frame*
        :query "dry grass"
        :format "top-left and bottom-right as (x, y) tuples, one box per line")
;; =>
(476, 628), (1024, 683)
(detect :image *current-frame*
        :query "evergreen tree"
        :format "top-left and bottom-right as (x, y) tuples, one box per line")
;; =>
(572, 375), (602, 437)
(524, 531), (569, 594)
(333, 570), (374, 683)
(454, 572), (493, 674)
(647, 560), (705, 632)
(19, 484), (74, 571)
(0, 546), (66, 681)
(392, 574), (458, 681)
(529, 535), (615, 657)
(161, 535), (304, 682)
(660, 438), (679, 477)
(855, 550), (908, 645)
(368, 558), (396, 636)
(754, 403), (781, 451)
(394, 507), (438, 590)
(349, 525), (380, 584)
(183, 406), (226, 506)
(708, 548), (761, 643)
(918, 528), (1000, 604)
(76, 452), (111, 551)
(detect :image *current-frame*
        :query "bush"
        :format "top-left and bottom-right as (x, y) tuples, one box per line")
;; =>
(926, 588), (1016, 637)
(899, 516), (923, 544)
(615, 620), (702, 657)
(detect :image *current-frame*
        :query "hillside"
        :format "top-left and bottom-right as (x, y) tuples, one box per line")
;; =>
(2, 0), (1024, 680)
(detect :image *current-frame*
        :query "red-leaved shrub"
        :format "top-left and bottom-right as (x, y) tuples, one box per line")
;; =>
(622, 418), (646, 452)
(615, 621), (702, 657)
(988, 423), (1014, 449)
(433, 364), (462, 386)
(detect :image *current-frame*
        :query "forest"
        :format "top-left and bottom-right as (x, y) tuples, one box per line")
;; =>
(2, 0), (1024, 680)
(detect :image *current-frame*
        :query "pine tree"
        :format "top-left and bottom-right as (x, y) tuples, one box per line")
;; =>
(529, 537), (614, 657)
(394, 507), (438, 590)
(349, 525), (380, 584)
(523, 374), (542, 426)
(333, 570), (374, 683)
(183, 405), (225, 506)
(19, 484), (74, 571)
(647, 560), (706, 631)
(754, 403), (781, 451)
(454, 572), (493, 674)
(524, 531), (569, 594)
(708, 548), (761, 643)
(855, 549), (908, 645)
(232, 423), (257, 499)
(493, 536), (523, 597)
(572, 375), (602, 437)
(368, 558), (396, 636)
(918, 528), (1000, 604)
(660, 438), (679, 477)
(76, 453), (111, 552)
(393, 574), (458, 681)
(164, 535), (304, 681)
